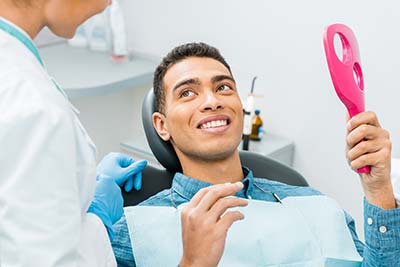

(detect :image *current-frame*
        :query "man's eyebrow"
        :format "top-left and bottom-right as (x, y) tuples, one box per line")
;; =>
(211, 75), (236, 84)
(172, 78), (201, 92)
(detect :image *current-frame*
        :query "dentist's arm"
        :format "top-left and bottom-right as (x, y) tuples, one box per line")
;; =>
(179, 182), (248, 267)
(87, 175), (124, 241)
(91, 153), (147, 240)
(346, 111), (400, 265)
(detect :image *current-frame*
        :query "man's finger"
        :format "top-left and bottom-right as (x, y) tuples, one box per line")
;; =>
(346, 125), (383, 148)
(186, 186), (214, 209)
(208, 197), (248, 222)
(196, 182), (244, 213)
(349, 149), (389, 171)
(347, 111), (381, 133)
(347, 139), (382, 162)
(217, 211), (245, 232)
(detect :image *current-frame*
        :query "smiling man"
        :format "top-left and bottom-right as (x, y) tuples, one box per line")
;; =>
(111, 42), (400, 267)
(152, 55), (244, 184)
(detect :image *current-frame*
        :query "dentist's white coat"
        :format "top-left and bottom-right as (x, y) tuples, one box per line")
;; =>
(0, 19), (116, 267)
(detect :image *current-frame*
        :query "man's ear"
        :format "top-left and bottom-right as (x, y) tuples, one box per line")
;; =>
(152, 112), (171, 141)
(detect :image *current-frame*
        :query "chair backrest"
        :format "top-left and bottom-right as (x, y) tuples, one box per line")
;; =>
(122, 90), (309, 206)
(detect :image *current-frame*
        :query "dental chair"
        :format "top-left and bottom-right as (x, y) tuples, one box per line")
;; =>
(122, 90), (308, 206)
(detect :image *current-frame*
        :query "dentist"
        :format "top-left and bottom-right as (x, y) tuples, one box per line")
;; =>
(0, 0), (146, 266)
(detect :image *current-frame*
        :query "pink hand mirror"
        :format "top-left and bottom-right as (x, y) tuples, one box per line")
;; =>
(323, 23), (370, 173)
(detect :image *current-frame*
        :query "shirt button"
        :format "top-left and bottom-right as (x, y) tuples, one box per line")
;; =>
(367, 218), (373, 225)
(248, 195), (252, 199)
(379, 226), (387, 234)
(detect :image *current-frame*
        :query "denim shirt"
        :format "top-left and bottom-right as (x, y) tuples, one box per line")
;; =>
(112, 167), (400, 267)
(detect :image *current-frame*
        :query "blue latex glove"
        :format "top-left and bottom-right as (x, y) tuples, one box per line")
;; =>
(96, 152), (147, 192)
(87, 174), (123, 241)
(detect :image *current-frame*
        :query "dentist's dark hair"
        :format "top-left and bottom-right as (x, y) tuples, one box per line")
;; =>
(153, 42), (232, 114)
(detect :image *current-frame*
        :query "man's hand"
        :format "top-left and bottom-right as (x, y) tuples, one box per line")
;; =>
(346, 111), (395, 209)
(179, 182), (248, 267)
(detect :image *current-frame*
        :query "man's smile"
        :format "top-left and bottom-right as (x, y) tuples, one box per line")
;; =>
(196, 115), (232, 133)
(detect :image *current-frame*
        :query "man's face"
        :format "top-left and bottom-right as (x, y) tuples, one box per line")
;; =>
(153, 57), (244, 162)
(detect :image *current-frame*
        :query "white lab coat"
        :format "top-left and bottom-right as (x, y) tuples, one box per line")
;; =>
(0, 19), (116, 267)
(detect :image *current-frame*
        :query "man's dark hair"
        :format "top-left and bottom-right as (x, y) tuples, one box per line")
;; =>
(153, 42), (232, 114)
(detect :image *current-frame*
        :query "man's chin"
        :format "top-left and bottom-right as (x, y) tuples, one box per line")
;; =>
(173, 137), (242, 162)
(195, 147), (239, 162)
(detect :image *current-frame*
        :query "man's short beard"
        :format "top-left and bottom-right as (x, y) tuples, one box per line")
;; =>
(172, 139), (240, 164)
(192, 148), (237, 163)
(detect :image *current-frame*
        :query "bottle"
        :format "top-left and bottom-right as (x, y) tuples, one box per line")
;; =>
(250, 109), (263, 141)
(109, 0), (129, 62)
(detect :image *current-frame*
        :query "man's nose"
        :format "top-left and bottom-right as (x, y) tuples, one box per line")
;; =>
(200, 91), (224, 111)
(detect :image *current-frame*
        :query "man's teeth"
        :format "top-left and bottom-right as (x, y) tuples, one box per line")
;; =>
(200, 120), (228, 129)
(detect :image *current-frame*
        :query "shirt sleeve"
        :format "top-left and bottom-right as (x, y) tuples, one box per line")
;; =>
(361, 198), (400, 265)
(111, 214), (137, 267)
(345, 200), (400, 266)
(344, 211), (365, 257)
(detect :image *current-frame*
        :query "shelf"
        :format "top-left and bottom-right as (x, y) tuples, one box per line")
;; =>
(39, 43), (159, 99)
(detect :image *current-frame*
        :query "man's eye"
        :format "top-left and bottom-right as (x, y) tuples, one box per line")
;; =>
(218, 85), (232, 92)
(180, 90), (195, 98)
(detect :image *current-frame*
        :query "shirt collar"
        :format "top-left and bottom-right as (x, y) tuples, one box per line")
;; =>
(171, 166), (254, 201)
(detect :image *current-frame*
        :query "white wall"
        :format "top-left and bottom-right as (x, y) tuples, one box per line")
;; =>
(120, 0), (400, 239)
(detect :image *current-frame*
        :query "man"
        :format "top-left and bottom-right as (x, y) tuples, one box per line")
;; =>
(112, 42), (399, 266)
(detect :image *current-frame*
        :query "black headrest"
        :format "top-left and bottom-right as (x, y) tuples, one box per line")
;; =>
(141, 89), (182, 173)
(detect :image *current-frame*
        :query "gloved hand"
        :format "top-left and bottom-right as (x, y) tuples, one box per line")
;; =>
(97, 152), (147, 192)
(87, 174), (123, 241)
